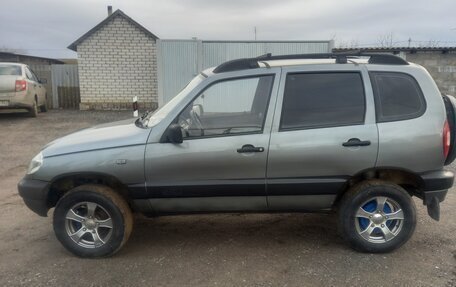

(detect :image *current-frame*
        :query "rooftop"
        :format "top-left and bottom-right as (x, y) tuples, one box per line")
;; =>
(68, 9), (159, 52)
(333, 47), (456, 54)
(0, 52), (64, 64)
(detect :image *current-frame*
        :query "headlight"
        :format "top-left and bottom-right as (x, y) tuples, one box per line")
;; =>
(27, 152), (43, 175)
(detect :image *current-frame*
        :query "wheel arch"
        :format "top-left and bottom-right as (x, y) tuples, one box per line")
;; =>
(334, 167), (425, 206)
(46, 172), (132, 209)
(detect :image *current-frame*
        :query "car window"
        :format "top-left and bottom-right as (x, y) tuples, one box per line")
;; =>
(177, 75), (274, 138)
(24, 67), (35, 81)
(0, 65), (21, 76)
(145, 74), (205, 128)
(280, 72), (365, 130)
(369, 72), (426, 122)
(29, 68), (40, 83)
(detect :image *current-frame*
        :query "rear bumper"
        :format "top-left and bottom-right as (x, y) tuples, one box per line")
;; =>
(420, 170), (454, 202)
(418, 170), (454, 221)
(0, 91), (32, 110)
(17, 177), (50, 217)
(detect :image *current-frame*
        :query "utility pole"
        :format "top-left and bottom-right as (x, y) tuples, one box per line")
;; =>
(254, 26), (257, 41)
(408, 37), (412, 48)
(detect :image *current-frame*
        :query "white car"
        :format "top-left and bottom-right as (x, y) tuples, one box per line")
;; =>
(0, 63), (47, 116)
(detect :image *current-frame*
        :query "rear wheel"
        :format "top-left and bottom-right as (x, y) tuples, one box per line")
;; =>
(53, 185), (133, 258)
(338, 180), (416, 253)
(40, 102), (47, 112)
(29, 100), (38, 117)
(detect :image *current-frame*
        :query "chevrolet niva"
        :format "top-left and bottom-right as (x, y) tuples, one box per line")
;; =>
(18, 53), (455, 257)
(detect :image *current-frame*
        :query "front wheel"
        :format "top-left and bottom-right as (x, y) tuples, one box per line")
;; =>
(338, 180), (416, 253)
(53, 185), (133, 258)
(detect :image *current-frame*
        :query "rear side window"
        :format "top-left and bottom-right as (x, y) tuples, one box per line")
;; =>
(0, 65), (21, 76)
(25, 67), (34, 81)
(369, 72), (426, 122)
(280, 72), (365, 130)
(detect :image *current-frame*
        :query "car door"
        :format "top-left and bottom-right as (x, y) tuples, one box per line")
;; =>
(29, 67), (45, 106)
(24, 66), (37, 104)
(144, 70), (280, 213)
(266, 65), (379, 211)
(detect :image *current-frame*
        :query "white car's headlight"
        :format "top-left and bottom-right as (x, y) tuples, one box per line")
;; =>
(27, 152), (43, 175)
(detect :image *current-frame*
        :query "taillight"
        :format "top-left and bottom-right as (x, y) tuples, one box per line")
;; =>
(443, 120), (451, 159)
(15, 80), (27, 92)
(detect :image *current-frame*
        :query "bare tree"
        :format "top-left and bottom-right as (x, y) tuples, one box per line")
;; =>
(376, 33), (394, 47)
(336, 39), (359, 49)
(419, 40), (440, 47)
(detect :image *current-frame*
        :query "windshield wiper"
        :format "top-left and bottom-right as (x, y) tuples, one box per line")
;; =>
(134, 110), (151, 128)
(135, 118), (144, 128)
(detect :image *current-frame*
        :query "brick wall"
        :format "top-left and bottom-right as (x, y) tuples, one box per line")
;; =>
(406, 52), (456, 97)
(77, 15), (158, 110)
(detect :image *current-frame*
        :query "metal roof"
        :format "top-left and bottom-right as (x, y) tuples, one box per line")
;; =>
(333, 47), (456, 53)
(68, 9), (159, 51)
(0, 52), (64, 64)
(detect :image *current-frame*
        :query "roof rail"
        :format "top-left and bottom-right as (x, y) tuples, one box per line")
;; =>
(212, 52), (408, 73)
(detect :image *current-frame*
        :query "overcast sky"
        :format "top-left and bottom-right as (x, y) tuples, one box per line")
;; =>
(1, 0), (455, 59)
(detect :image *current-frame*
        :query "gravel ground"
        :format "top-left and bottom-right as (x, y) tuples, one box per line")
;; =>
(0, 110), (455, 287)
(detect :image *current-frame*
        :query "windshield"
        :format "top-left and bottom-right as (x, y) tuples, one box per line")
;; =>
(142, 74), (205, 127)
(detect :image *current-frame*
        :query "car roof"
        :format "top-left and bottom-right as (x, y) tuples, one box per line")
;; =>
(209, 53), (409, 75)
(0, 62), (24, 67)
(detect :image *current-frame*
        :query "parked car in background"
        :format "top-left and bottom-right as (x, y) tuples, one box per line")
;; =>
(0, 63), (47, 117)
(18, 53), (455, 257)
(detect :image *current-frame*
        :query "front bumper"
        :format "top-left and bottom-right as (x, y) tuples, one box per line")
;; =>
(17, 177), (50, 217)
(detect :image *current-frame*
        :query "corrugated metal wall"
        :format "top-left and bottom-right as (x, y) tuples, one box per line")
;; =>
(158, 40), (333, 105)
(157, 40), (199, 105)
(51, 64), (79, 108)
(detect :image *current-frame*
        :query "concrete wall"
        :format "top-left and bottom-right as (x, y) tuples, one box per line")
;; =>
(406, 52), (456, 96)
(77, 14), (158, 110)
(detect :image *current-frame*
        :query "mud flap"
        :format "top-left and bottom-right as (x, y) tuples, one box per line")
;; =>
(426, 196), (440, 221)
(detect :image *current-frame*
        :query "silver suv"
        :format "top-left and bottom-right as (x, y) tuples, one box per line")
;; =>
(18, 53), (455, 257)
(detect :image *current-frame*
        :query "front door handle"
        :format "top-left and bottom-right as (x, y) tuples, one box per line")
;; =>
(342, 138), (371, 147)
(237, 144), (264, 153)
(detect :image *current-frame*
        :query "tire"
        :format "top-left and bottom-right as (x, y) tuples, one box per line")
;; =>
(29, 100), (38, 117)
(338, 180), (416, 253)
(53, 184), (133, 258)
(40, 103), (47, 112)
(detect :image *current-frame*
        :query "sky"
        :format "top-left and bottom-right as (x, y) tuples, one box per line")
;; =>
(0, 0), (455, 59)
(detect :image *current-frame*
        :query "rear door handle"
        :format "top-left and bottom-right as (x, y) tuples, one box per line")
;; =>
(237, 144), (264, 153)
(342, 138), (371, 147)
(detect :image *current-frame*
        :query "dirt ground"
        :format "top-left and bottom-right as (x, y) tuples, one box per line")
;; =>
(0, 110), (455, 287)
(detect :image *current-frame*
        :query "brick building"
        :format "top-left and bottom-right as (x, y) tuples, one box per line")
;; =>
(333, 47), (456, 97)
(68, 9), (158, 110)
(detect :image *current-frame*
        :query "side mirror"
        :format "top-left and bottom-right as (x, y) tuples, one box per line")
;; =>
(165, 124), (183, 144)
